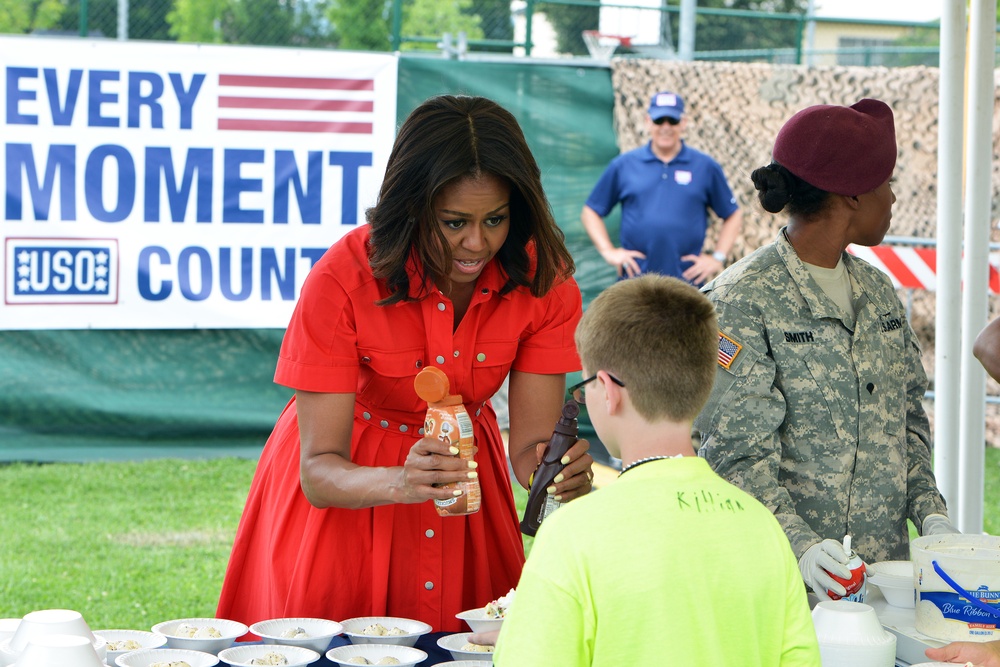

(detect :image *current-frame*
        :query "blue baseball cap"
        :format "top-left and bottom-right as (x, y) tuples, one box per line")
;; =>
(648, 91), (685, 122)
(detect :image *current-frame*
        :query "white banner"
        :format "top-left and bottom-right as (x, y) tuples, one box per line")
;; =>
(0, 36), (398, 330)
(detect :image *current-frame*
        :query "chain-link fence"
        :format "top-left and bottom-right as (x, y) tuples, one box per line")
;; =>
(1, 0), (952, 67)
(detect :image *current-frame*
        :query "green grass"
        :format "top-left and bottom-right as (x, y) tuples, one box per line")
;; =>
(1, 450), (998, 631)
(0, 459), (257, 630)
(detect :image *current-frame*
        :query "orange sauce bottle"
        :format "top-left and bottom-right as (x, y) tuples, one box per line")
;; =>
(414, 366), (481, 516)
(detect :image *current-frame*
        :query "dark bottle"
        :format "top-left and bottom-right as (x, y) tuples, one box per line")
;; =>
(520, 399), (580, 537)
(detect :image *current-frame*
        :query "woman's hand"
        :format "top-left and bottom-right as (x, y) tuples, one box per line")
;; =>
(535, 436), (594, 502)
(297, 390), (476, 510)
(392, 436), (478, 505)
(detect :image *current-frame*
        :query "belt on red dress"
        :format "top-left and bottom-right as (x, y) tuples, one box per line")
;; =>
(353, 402), (490, 436)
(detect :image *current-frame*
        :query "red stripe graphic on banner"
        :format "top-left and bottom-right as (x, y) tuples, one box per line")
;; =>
(217, 73), (375, 134)
(218, 74), (374, 90)
(871, 246), (922, 288)
(218, 97), (374, 112)
(217, 119), (373, 133)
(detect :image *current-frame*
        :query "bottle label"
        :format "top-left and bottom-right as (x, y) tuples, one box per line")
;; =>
(455, 409), (474, 441)
(540, 495), (561, 521)
(425, 403), (480, 515)
(828, 552), (867, 602)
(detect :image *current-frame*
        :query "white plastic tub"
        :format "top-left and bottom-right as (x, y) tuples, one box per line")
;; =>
(911, 534), (1000, 642)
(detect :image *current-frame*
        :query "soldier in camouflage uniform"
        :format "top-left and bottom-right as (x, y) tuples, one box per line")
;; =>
(694, 99), (955, 600)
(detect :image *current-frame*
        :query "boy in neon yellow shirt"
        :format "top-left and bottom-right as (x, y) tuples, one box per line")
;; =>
(494, 275), (820, 666)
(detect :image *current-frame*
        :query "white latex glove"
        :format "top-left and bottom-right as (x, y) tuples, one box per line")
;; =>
(922, 513), (961, 535)
(798, 539), (851, 599)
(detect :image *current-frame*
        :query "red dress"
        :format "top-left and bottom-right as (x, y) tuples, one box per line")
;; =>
(216, 226), (582, 632)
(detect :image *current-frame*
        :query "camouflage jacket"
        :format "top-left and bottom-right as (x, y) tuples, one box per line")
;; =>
(695, 230), (948, 564)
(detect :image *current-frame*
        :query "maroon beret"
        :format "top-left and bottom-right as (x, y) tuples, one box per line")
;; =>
(772, 98), (896, 196)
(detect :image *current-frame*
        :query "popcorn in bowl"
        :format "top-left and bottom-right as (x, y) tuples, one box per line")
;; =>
(484, 589), (515, 619)
(325, 643), (427, 667)
(217, 643), (321, 667)
(151, 617), (248, 654)
(456, 588), (516, 633)
(249, 617), (343, 654)
(436, 633), (496, 662)
(339, 617), (431, 647)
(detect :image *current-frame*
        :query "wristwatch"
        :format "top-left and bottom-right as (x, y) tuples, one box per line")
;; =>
(711, 250), (727, 263)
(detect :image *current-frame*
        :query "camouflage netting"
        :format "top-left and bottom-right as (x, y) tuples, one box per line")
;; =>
(610, 59), (1000, 446)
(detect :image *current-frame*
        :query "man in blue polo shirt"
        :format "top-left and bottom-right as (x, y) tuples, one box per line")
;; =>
(582, 91), (743, 285)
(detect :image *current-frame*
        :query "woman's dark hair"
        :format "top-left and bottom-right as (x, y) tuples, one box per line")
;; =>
(750, 162), (831, 219)
(367, 95), (575, 305)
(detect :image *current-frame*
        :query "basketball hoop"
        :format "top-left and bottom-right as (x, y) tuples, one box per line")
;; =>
(582, 30), (632, 62)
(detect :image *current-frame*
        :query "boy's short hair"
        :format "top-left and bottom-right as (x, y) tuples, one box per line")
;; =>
(575, 275), (718, 422)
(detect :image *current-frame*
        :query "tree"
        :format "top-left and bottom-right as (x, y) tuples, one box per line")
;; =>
(56, 0), (171, 40)
(327, 0), (394, 50)
(466, 0), (513, 51)
(541, 0), (810, 58)
(0, 0), (63, 34)
(405, 0), (483, 50)
(167, 0), (229, 42)
(168, 0), (334, 46)
(543, 2), (600, 55)
(690, 0), (810, 53)
(327, 0), (483, 52)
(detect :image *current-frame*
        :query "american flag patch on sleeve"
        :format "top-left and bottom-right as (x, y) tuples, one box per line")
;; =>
(718, 332), (742, 369)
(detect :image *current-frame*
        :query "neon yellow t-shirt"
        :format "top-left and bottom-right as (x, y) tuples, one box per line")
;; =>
(495, 457), (820, 666)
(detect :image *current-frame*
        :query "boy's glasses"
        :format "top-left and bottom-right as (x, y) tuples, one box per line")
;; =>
(653, 116), (681, 126)
(568, 373), (626, 403)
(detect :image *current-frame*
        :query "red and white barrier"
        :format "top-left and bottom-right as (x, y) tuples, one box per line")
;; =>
(848, 245), (1000, 294)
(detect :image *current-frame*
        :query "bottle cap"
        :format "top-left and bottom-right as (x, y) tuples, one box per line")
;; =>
(414, 366), (462, 405)
(414, 366), (449, 402)
(843, 534), (852, 552)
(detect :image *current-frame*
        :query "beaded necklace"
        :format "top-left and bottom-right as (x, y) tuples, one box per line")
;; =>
(618, 454), (680, 476)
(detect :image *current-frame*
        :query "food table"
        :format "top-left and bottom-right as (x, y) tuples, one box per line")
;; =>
(239, 631), (458, 666)
(866, 585), (947, 667)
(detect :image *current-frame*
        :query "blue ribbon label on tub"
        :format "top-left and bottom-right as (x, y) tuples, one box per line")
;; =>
(922, 587), (1000, 628)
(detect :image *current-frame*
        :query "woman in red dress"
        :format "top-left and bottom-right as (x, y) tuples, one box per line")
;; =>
(217, 95), (594, 633)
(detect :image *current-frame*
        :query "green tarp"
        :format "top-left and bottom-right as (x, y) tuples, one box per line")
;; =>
(0, 56), (620, 462)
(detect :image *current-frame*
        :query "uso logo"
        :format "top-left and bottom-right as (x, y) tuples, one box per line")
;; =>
(5, 238), (118, 305)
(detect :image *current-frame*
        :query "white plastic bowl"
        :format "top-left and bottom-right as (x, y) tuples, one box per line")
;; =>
(0, 639), (18, 667)
(14, 634), (104, 667)
(436, 633), (495, 662)
(94, 629), (168, 665)
(868, 560), (916, 608)
(9, 609), (94, 653)
(249, 617), (343, 653)
(817, 632), (896, 667)
(339, 617), (431, 647)
(812, 601), (890, 646)
(454, 609), (504, 634)
(325, 643), (428, 666)
(151, 617), (247, 654)
(218, 644), (320, 666)
(115, 647), (220, 667)
(0, 620), (20, 644)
